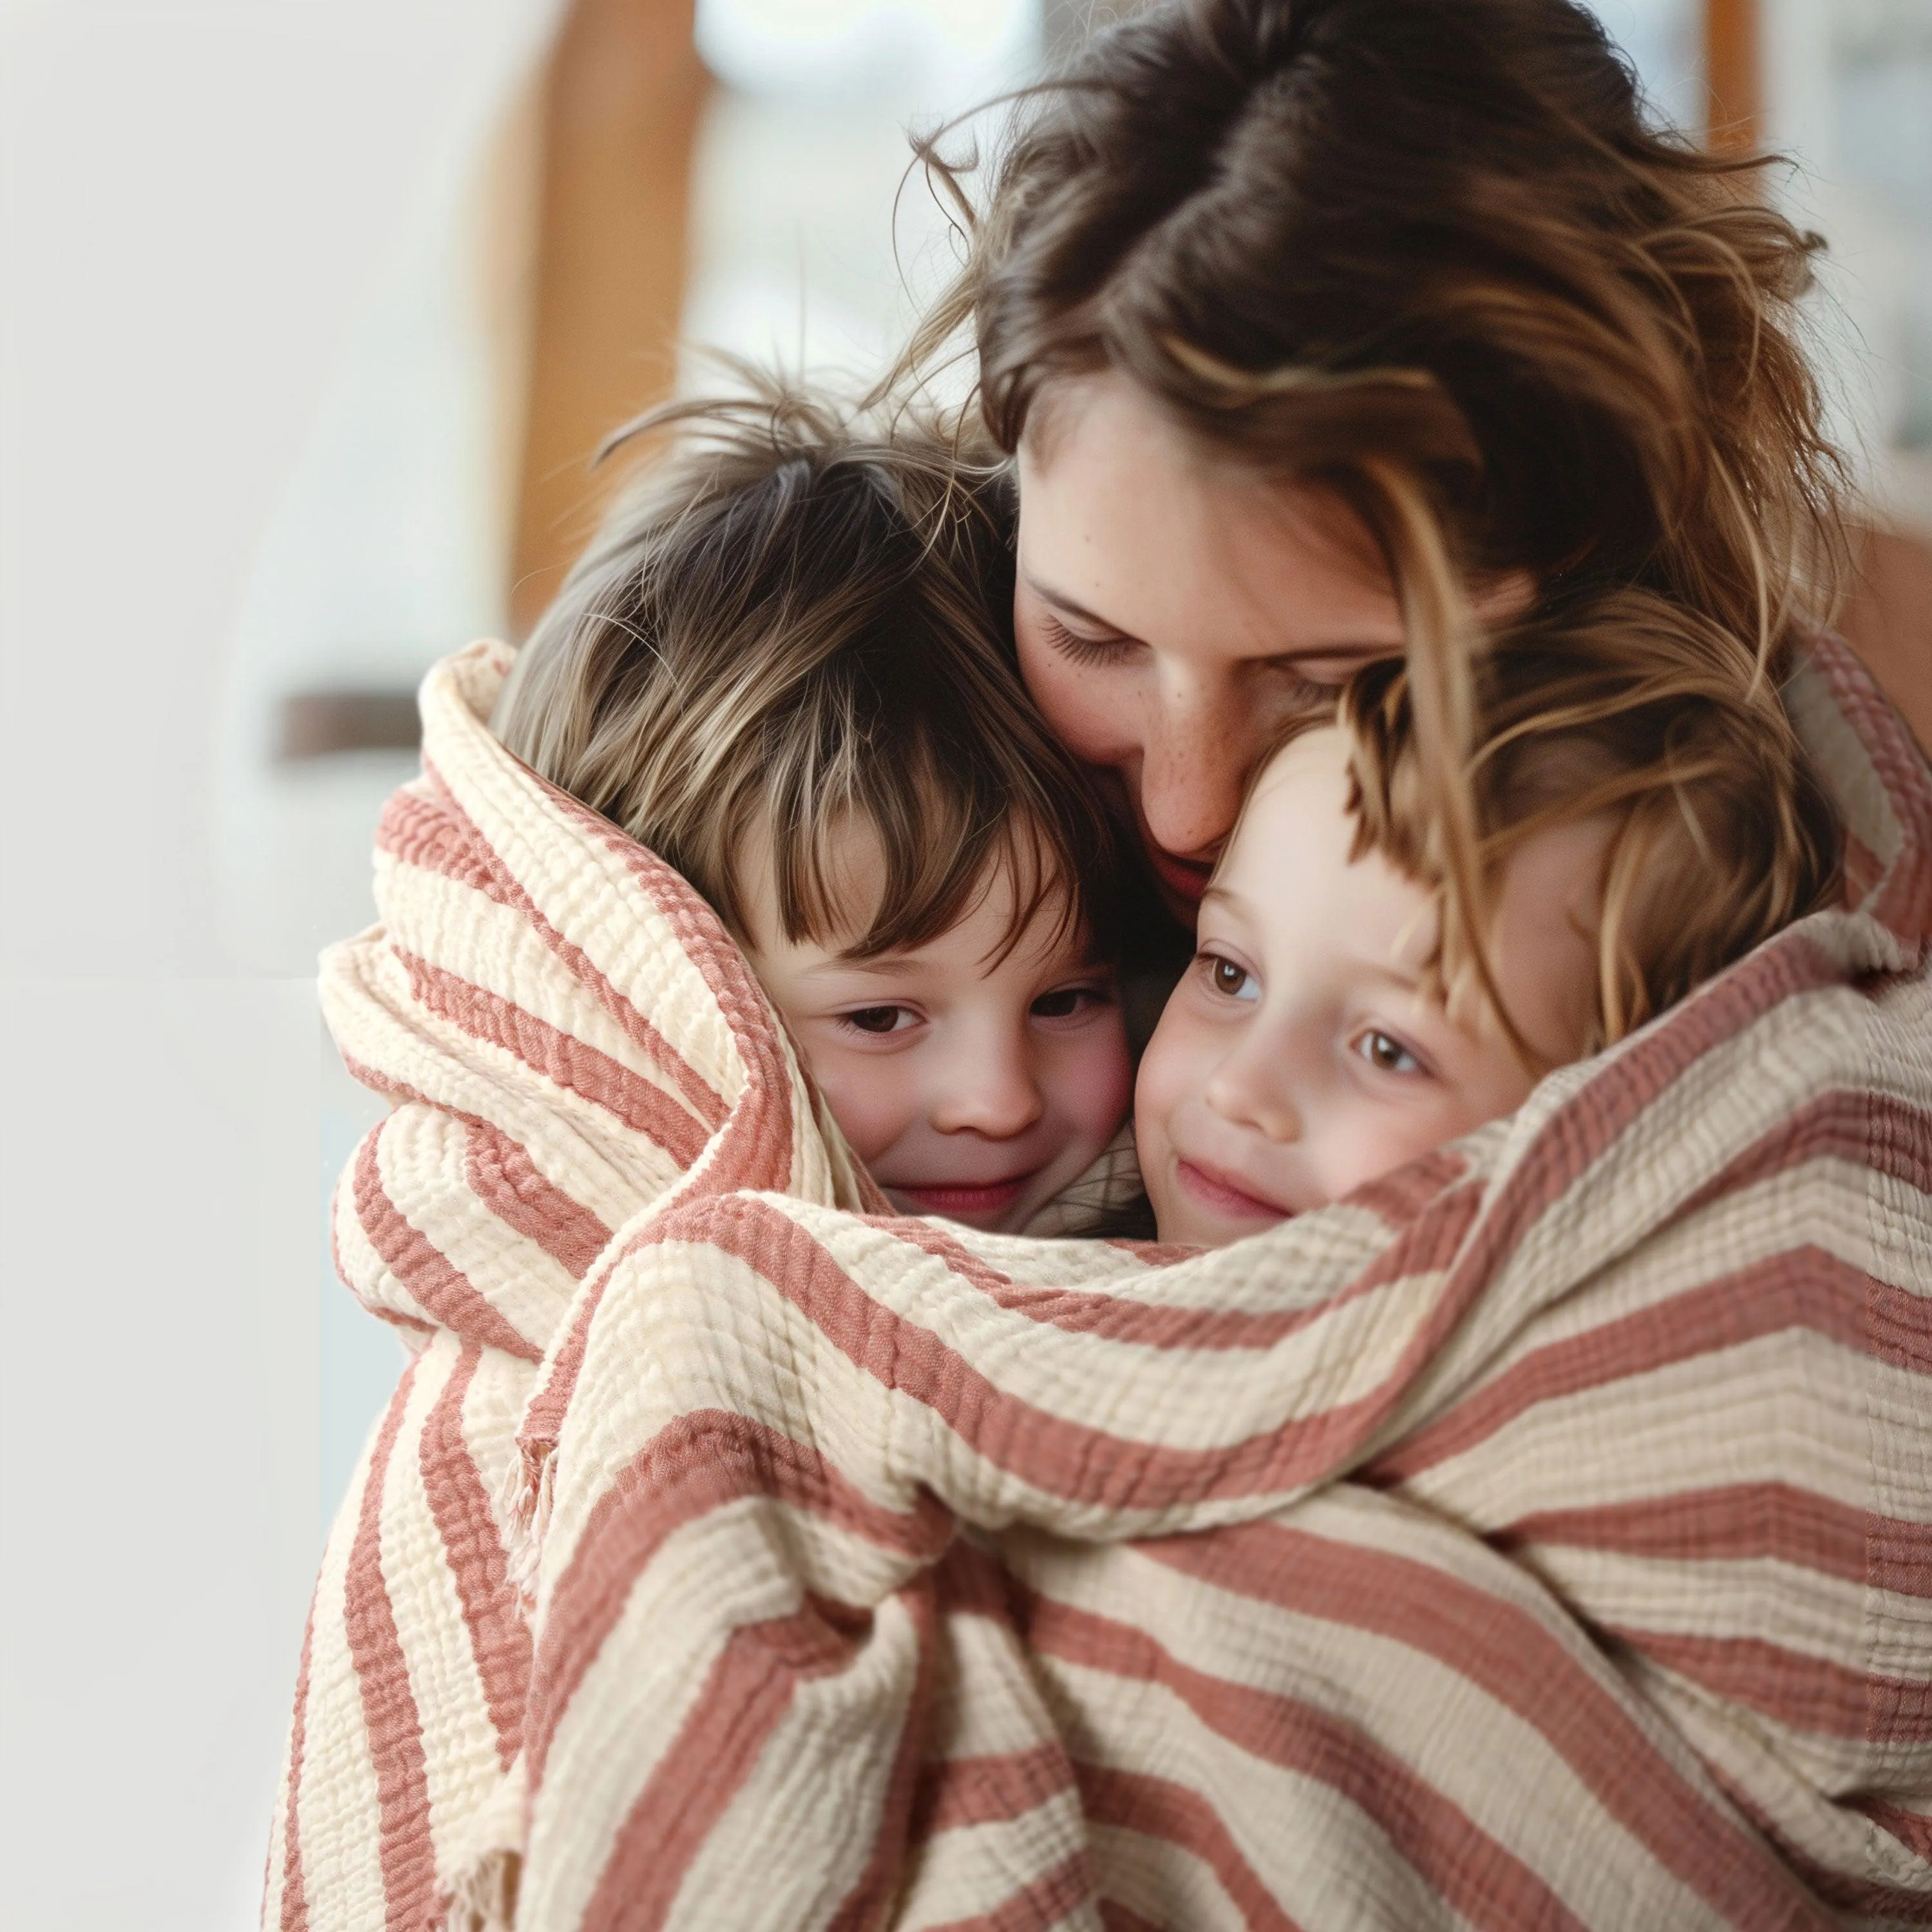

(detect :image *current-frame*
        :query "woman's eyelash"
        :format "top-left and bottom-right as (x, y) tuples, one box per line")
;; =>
(1041, 614), (1137, 668)
(1272, 665), (1345, 711)
(1041, 612), (1358, 709)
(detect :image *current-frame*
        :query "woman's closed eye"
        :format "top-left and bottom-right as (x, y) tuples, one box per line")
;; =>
(1197, 951), (1260, 1002)
(1351, 1027), (1428, 1077)
(1263, 659), (1351, 714)
(1040, 612), (1140, 670)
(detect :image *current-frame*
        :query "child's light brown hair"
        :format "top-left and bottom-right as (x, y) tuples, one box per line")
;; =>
(492, 381), (1123, 962)
(1325, 588), (1842, 1060)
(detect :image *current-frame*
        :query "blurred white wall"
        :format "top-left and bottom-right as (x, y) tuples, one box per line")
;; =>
(0, 4), (557, 1926)
(214, 24), (551, 983)
(0, 6), (1036, 1926)
(682, 0), (1041, 395)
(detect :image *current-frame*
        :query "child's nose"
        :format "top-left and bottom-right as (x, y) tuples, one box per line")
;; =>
(929, 1034), (1045, 1140)
(1205, 1043), (1302, 1143)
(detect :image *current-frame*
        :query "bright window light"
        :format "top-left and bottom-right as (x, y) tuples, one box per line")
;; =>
(696, 0), (1039, 105)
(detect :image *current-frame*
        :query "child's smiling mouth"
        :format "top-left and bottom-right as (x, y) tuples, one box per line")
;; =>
(887, 1173), (1039, 1220)
(1174, 1157), (1291, 1223)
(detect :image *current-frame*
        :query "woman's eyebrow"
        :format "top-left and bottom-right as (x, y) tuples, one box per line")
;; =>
(1023, 576), (1132, 635)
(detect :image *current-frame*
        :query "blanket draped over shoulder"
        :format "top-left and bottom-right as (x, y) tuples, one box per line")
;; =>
(267, 638), (1932, 1932)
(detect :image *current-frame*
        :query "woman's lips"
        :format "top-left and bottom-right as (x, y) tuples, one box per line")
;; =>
(1144, 840), (1214, 908)
(889, 1175), (1033, 1218)
(1175, 1157), (1291, 1222)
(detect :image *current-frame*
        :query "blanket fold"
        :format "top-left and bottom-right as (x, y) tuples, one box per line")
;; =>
(267, 636), (1932, 1932)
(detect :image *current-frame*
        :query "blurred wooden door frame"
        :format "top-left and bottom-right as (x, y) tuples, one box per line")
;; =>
(1842, 528), (1932, 755)
(1704, 0), (1761, 152)
(509, 0), (710, 638)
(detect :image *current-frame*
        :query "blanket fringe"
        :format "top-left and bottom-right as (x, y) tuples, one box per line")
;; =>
(437, 1757), (527, 1932)
(500, 1438), (556, 1611)
(440, 1852), (520, 1932)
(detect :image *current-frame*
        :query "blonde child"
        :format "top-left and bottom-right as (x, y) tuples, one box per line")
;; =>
(1138, 592), (1842, 1245)
(494, 390), (1138, 1235)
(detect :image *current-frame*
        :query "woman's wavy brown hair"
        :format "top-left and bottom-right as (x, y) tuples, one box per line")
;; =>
(896, 0), (1848, 968)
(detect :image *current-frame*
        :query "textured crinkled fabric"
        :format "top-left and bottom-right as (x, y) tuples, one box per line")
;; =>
(267, 636), (1932, 1932)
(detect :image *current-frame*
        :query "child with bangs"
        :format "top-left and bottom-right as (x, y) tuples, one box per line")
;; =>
(493, 386), (1144, 1236)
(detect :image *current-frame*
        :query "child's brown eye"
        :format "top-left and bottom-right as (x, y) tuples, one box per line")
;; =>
(843, 1005), (910, 1035)
(1200, 953), (1258, 1001)
(1355, 1028), (1422, 1075)
(1030, 986), (1103, 1020)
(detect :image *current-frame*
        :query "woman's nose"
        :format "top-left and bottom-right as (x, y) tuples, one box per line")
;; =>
(1138, 675), (1260, 859)
(929, 1034), (1046, 1141)
(1205, 1039), (1303, 1143)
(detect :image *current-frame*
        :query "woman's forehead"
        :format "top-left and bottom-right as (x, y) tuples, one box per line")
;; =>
(1019, 480), (1404, 668)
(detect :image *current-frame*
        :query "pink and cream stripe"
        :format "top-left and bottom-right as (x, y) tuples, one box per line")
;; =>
(267, 636), (1932, 1930)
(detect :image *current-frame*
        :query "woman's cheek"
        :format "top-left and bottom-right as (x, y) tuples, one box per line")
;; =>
(1014, 620), (1135, 772)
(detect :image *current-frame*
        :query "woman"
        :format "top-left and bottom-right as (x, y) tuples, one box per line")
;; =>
(267, 5), (1931, 1927)
(905, 0), (1842, 927)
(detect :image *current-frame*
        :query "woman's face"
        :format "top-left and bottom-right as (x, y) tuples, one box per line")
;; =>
(1014, 372), (1408, 919)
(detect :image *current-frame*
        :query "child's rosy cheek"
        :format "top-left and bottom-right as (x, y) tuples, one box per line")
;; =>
(811, 1054), (920, 1165)
(1060, 1014), (1133, 1139)
(1132, 1005), (1195, 1139)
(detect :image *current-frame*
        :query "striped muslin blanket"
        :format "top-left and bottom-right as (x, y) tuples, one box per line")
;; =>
(268, 636), (1932, 1931)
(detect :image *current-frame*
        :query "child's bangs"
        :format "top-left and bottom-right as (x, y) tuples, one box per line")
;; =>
(777, 775), (1088, 967)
